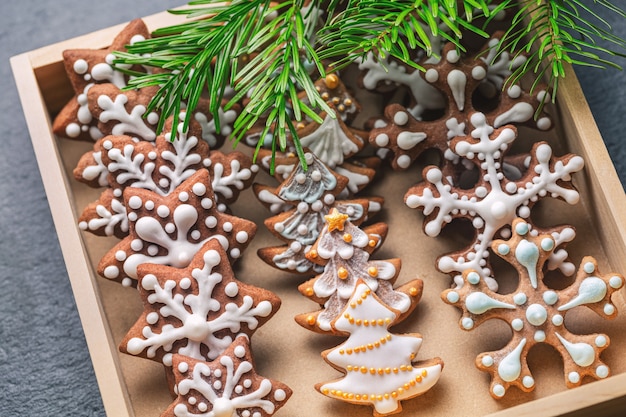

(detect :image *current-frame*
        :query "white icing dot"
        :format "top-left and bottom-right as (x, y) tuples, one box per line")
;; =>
(518, 205), (531, 218)
(462, 317), (474, 329)
(596, 365), (609, 378)
(541, 238), (554, 251)
(515, 221), (529, 235)
(163, 353), (173, 366)
(128, 196), (143, 210)
(192, 182), (207, 196)
(243, 379), (252, 388)
(526, 304), (548, 326)
(490, 201), (507, 219)
(274, 389), (287, 401)
(595, 335), (608, 347)
(191, 230), (201, 240)
(609, 276), (623, 289)
(103, 266), (119, 279)
(425, 68), (439, 83)
(537, 117), (552, 131)
(274, 223), (285, 233)
(497, 244), (510, 256)
(178, 192), (189, 202)
(66, 123), (81, 138)
(396, 155), (411, 169)
(177, 361), (189, 373)
(206, 216), (218, 228)
(121, 277), (133, 287)
(130, 239), (143, 251)
(197, 402), (208, 412)
(230, 248), (241, 258)
(375, 133), (389, 147)
(127, 212), (137, 222)
(297, 202), (309, 213)
(522, 376), (535, 388)
(180, 277), (192, 290)
(201, 198), (213, 209)
(147, 112), (159, 125)
(165, 223), (176, 234)
(471, 66), (486, 80)
(73, 59), (89, 74)
(511, 318), (524, 331)
(507, 85), (522, 98)
(141, 274), (158, 290)
(147, 244), (159, 256)
(225, 282), (239, 298)
(311, 200), (323, 211)
(543, 290), (558, 305)
(311, 170), (322, 182)
(446, 291), (460, 303)
(234, 345), (246, 358)
(157, 205), (170, 218)
(290, 241), (302, 252)
(492, 384), (506, 397)
(223, 222), (233, 232)
(534, 330), (546, 342)
(394, 111), (409, 126)
(188, 397), (197, 405)
(604, 303), (616, 315)
(481, 355), (494, 367)
(583, 262), (595, 274)
(323, 194), (335, 204)
(115, 250), (127, 261)
(552, 314), (564, 326)
(467, 271), (480, 285)
(513, 292), (527, 305)
(446, 49), (460, 63)
(144, 200), (155, 210)
(295, 173), (306, 184)
(568, 371), (580, 384)
(236, 231), (249, 243)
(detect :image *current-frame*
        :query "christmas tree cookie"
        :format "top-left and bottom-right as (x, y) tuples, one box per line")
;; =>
(318, 280), (443, 416)
(296, 208), (422, 334)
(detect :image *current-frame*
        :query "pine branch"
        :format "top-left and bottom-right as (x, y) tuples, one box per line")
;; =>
(495, 0), (626, 101)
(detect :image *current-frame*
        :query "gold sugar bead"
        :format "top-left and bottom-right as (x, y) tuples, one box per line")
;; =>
(325, 74), (339, 89)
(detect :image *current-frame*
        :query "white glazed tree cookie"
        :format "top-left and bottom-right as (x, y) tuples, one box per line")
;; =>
(318, 280), (443, 416)
(442, 218), (624, 398)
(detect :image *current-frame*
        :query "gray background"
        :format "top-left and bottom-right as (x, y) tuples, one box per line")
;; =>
(1, 1), (625, 416)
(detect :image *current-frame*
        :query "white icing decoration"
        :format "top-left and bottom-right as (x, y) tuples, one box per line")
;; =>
(397, 131), (427, 151)
(299, 113), (359, 168)
(492, 384), (505, 397)
(522, 376), (534, 388)
(596, 365), (609, 379)
(511, 318), (523, 331)
(558, 277), (607, 311)
(446, 291), (460, 303)
(513, 292), (527, 305)
(534, 330), (545, 342)
(568, 372), (580, 383)
(543, 290), (558, 305)
(96, 94), (157, 140)
(516, 239), (539, 288)
(447, 69), (467, 111)
(498, 338), (526, 382)
(609, 276), (624, 289)
(525, 304), (547, 326)
(465, 292), (515, 314)
(555, 333), (595, 367)
(552, 314), (564, 326)
(482, 356), (494, 367)
(320, 282), (442, 415)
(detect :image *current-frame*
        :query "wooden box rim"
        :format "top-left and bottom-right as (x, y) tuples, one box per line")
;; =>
(10, 9), (626, 417)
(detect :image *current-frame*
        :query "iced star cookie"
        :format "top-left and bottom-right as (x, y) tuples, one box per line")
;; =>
(442, 218), (624, 398)
(318, 280), (443, 416)
(163, 335), (292, 417)
(120, 240), (280, 383)
(73, 117), (257, 238)
(97, 168), (256, 287)
(52, 19), (152, 141)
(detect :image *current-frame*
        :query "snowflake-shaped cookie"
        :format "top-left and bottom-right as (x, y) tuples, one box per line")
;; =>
(97, 169), (256, 286)
(120, 239), (280, 372)
(163, 335), (292, 417)
(442, 218), (624, 398)
(405, 114), (584, 290)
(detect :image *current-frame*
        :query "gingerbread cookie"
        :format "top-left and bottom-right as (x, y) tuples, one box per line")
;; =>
(97, 168), (256, 286)
(255, 150), (383, 275)
(74, 117), (257, 238)
(295, 208), (422, 334)
(318, 280), (443, 416)
(120, 239), (280, 378)
(52, 19), (152, 141)
(163, 335), (292, 417)
(405, 115), (584, 290)
(442, 218), (624, 398)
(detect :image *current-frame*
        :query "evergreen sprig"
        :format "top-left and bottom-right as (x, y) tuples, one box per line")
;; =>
(494, 0), (626, 99)
(114, 1), (626, 171)
(317, 0), (493, 70)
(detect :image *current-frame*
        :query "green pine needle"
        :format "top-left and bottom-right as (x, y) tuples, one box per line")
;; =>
(113, 1), (626, 171)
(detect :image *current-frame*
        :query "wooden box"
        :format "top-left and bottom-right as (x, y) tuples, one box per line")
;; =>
(11, 9), (626, 417)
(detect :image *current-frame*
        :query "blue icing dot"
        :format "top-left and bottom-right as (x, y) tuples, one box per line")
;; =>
(515, 221), (529, 235)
